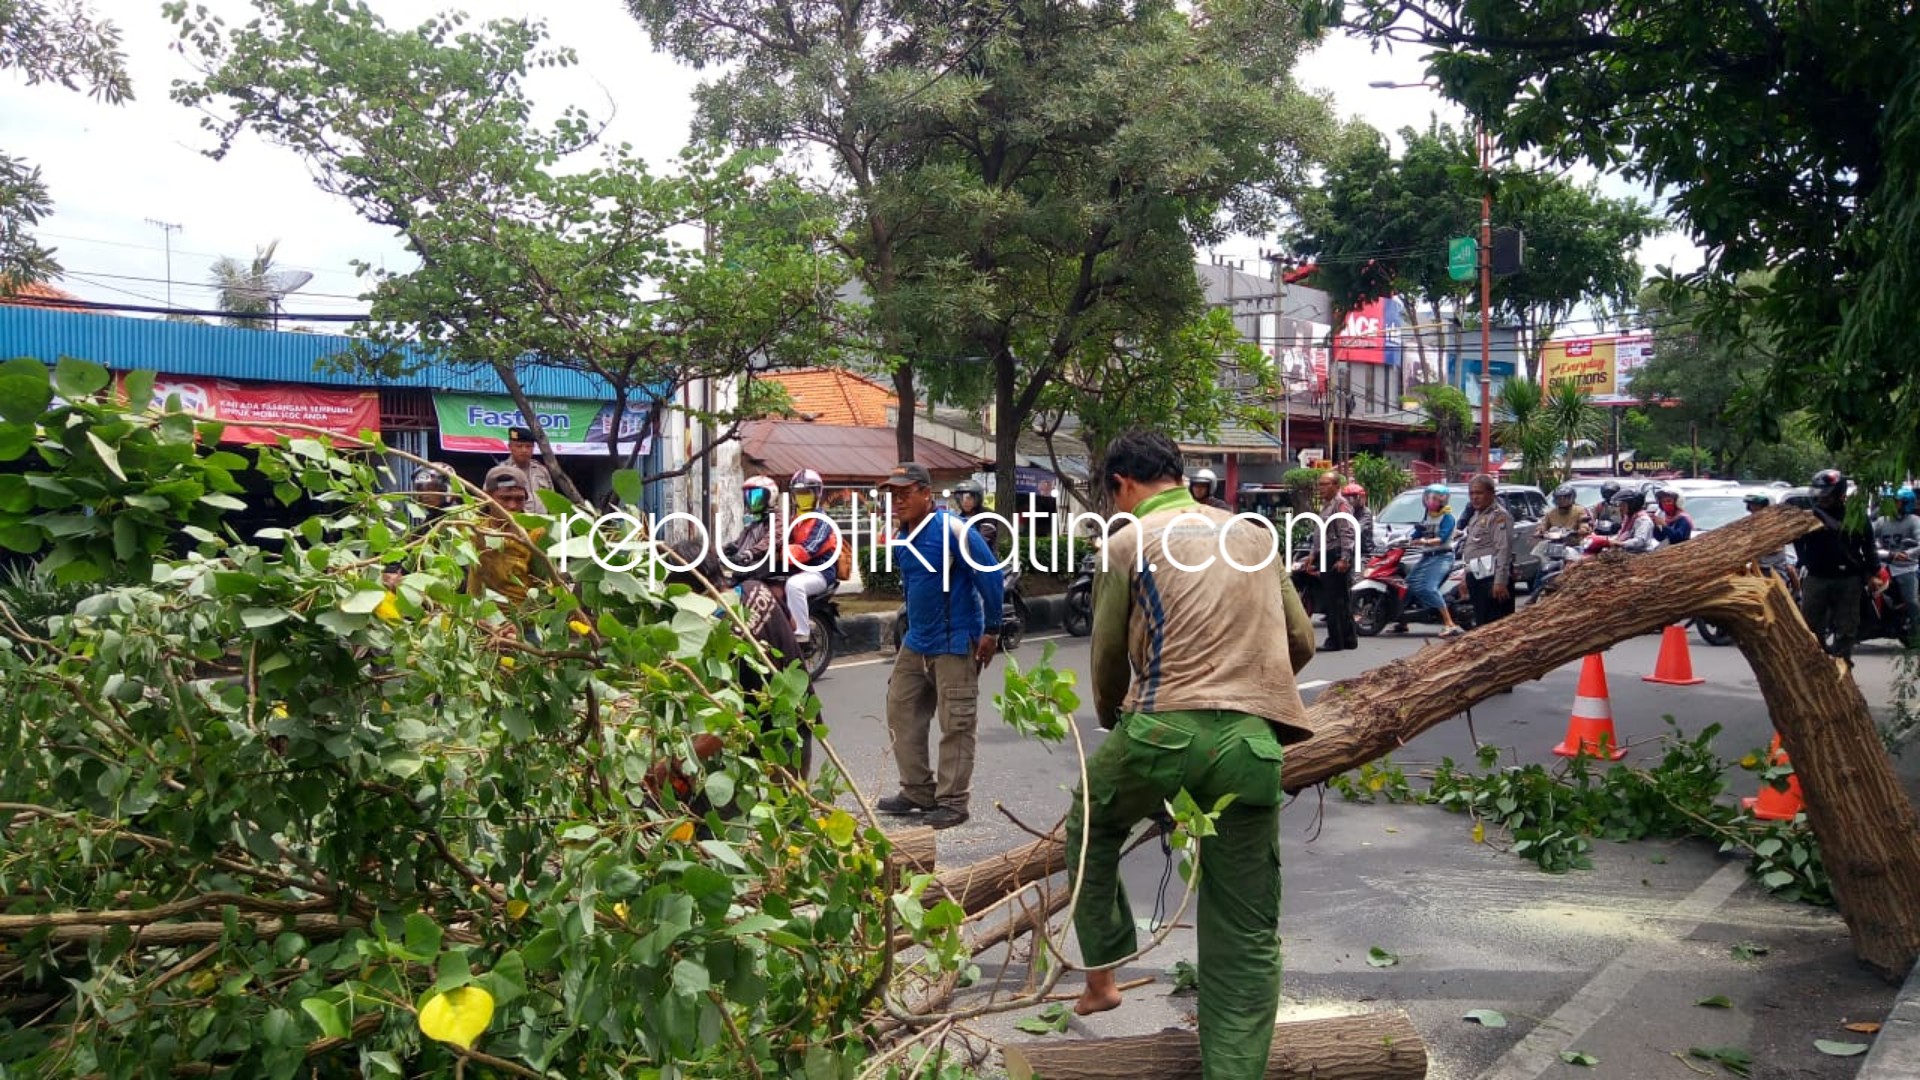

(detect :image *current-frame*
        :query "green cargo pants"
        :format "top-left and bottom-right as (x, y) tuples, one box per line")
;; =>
(1065, 709), (1285, 1080)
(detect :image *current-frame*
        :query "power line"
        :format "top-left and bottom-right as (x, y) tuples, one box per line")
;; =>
(10, 295), (369, 323)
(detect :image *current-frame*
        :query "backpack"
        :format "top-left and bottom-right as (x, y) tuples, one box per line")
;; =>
(835, 527), (854, 582)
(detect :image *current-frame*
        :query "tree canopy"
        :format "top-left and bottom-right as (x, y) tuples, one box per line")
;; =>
(169, 0), (852, 498)
(1324, 0), (1920, 476)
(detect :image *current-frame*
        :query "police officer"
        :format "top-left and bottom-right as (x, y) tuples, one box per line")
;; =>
(1794, 469), (1878, 664)
(502, 426), (558, 497)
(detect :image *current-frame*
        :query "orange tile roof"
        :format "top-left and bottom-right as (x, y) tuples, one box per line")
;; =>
(764, 367), (897, 427)
(0, 280), (85, 309)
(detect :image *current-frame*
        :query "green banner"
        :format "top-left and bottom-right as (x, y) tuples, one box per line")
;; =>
(432, 393), (652, 456)
(1448, 236), (1477, 282)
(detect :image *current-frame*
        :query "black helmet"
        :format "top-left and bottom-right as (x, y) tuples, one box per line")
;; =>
(1552, 483), (1576, 506)
(951, 478), (985, 513)
(1810, 469), (1847, 499)
(1600, 480), (1622, 501)
(1612, 486), (1647, 513)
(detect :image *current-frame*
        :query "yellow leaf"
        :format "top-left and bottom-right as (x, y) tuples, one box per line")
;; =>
(1471, 821), (1486, 844)
(270, 702), (289, 719)
(374, 592), (403, 623)
(821, 809), (857, 847)
(667, 821), (695, 843)
(186, 970), (217, 994)
(568, 620), (592, 635)
(505, 899), (529, 921)
(418, 986), (494, 1050)
(613, 902), (630, 922)
(1739, 754), (1760, 769)
(499, 655), (516, 669)
(1366, 774), (1385, 792)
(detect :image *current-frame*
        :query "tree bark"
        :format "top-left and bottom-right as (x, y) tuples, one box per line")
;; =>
(1002, 1010), (1426, 1080)
(884, 826), (937, 889)
(929, 508), (1920, 980)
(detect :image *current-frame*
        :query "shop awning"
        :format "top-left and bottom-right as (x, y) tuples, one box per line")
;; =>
(741, 420), (984, 485)
(432, 392), (655, 456)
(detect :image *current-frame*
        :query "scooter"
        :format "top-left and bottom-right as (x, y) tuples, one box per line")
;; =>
(797, 584), (841, 679)
(889, 565), (1026, 654)
(1351, 544), (1478, 637)
(1062, 546), (1097, 637)
(1531, 526), (1587, 595)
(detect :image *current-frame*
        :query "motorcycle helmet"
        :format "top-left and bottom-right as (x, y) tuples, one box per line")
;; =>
(1899, 489), (1917, 513)
(1188, 468), (1218, 500)
(1743, 492), (1773, 510)
(1612, 485), (1647, 514)
(789, 468), (825, 514)
(1342, 482), (1366, 499)
(1810, 469), (1848, 500)
(1423, 482), (1449, 508)
(952, 478), (986, 515)
(412, 467), (449, 492)
(1599, 480), (1622, 503)
(743, 475), (779, 519)
(1551, 483), (1576, 508)
(1652, 484), (1682, 510)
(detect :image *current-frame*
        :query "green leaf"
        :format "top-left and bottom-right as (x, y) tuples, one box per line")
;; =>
(242, 607), (291, 629)
(1688, 1046), (1753, 1076)
(1366, 946), (1398, 968)
(1696, 995), (1733, 1008)
(1559, 1050), (1598, 1066)
(198, 492), (247, 511)
(612, 469), (644, 504)
(670, 957), (711, 997)
(341, 588), (387, 614)
(704, 771), (735, 809)
(1463, 1009), (1507, 1028)
(1730, 942), (1769, 961)
(85, 432), (126, 482)
(299, 996), (348, 1039)
(1812, 1040), (1868, 1057)
(699, 839), (748, 870)
(1013, 1003), (1072, 1035)
(54, 358), (110, 399)
(404, 912), (444, 958)
(0, 422), (31, 461)
(0, 358), (52, 424)
(123, 369), (156, 409)
(1760, 870), (1795, 889)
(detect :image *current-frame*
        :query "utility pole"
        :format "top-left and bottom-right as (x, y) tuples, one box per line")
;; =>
(145, 219), (182, 308)
(1477, 116), (1494, 478)
(701, 218), (716, 531)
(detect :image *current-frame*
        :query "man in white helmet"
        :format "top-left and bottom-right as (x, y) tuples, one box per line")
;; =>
(1188, 468), (1230, 511)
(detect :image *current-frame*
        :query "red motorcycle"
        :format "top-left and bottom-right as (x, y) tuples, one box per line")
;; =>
(1350, 544), (1477, 637)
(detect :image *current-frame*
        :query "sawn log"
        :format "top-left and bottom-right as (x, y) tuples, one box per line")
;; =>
(1001, 1009), (1426, 1080)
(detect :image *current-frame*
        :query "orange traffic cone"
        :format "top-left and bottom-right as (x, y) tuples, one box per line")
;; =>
(1743, 734), (1806, 821)
(1553, 654), (1628, 760)
(1644, 624), (1706, 686)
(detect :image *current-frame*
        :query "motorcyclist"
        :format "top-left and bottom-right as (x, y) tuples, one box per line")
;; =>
(779, 468), (841, 646)
(1793, 469), (1879, 663)
(723, 475), (781, 579)
(951, 478), (1002, 552)
(1746, 492), (1799, 592)
(1589, 480), (1624, 534)
(1534, 483), (1592, 540)
(1604, 484), (1658, 552)
(1188, 468), (1231, 511)
(1397, 482), (1461, 638)
(1343, 482), (1376, 557)
(1873, 488), (1920, 643)
(1650, 486), (1694, 545)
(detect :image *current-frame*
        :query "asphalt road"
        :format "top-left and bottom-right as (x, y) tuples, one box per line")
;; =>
(811, 623), (1918, 1080)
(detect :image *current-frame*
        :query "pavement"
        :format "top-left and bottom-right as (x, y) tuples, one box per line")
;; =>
(811, 620), (1920, 1079)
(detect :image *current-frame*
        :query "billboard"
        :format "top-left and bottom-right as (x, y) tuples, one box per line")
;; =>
(1332, 298), (1404, 365)
(1541, 333), (1654, 406)
(121, 375), (381, 445)
(432, 393), (653, 456)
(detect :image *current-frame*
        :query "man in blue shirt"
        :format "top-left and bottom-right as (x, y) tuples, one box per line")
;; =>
(876, 462), (1005, 829)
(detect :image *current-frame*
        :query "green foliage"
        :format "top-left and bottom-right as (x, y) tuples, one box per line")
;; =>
(1541, 381), (1604, 484)
(0, 361), (985, 1077)
(1410, 384), (1475, 476)
(1328, 0), (1920, 484)
(1329, 720), (1832, 903)
(1, 1), (130, 286)
(1346, 453), (1411, 507)
(168, 1), (850, 484)
(1493, 377), (1557, 488)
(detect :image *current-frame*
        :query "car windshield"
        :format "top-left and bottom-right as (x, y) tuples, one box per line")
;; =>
(1688, 495), (1752, 532)
(1378, 488), (1460, 525)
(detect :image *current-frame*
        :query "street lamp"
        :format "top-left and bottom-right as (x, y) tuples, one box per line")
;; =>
(1368, 80), (1495, 479)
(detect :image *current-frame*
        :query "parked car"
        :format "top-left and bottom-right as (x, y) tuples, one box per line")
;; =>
(1564, 476), (1633, 511)
(1374, 483), (1548, 588)
(1682, 486), (1777, 533)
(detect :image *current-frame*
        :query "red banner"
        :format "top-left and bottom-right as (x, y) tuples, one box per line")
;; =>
(1332, 299), (1387, 364)
(122, 376), (381, 445)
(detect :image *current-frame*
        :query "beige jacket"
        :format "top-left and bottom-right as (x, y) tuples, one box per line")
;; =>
(1091, 488), (1317, 744)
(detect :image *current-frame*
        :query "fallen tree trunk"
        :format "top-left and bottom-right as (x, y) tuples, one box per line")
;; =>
(1001, 1009), (1425, 1080)
(933, 508), (1920, 980)
(884, 826), (937, 888)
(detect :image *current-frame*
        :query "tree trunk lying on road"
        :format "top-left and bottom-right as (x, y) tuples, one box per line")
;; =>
(1001, 1009), (1426, 1080)
(927, 508), (1920, 980)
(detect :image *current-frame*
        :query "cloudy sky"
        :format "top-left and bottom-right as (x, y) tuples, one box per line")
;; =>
(3, 1), (1702, 331)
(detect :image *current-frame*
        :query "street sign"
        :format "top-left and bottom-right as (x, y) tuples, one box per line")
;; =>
(1448, 237), (1476, 282)
(1298, 448), (1326, 467)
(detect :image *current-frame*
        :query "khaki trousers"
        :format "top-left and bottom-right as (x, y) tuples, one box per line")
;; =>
(884, 646), (980, 811)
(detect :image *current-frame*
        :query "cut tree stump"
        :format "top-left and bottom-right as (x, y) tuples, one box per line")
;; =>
(925, 509), (1920, 981)
(1001, 1009), (1425, 1080)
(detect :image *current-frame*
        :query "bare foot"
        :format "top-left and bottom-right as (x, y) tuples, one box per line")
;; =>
(1074, 976), (1124, 1016)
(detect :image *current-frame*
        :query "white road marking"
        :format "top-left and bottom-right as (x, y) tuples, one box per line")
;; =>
(1473, 860), (1751, 1080)
(1297, 679), (1331, 691)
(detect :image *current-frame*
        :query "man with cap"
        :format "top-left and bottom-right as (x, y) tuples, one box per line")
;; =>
(876, 462), (1005, 830)
(468, 465), (546, 606)
(502, 426), (558, 497)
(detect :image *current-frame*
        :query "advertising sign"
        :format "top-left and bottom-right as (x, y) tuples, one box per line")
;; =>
(1541, 337), (1617, 397)
(122, 376), (381, 445)
(433, 393), (653, 456)
(1332, 299), (1388, 365)
(1608, 333), (1654, 405)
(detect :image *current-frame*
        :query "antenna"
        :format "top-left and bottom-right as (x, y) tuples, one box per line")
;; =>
(144, 219), (182, 308)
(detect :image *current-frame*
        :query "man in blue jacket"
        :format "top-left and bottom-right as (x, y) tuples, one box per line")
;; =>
(876, 462), (1005, 829)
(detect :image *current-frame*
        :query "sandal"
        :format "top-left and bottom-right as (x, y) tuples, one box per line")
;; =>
(1438, 626), (1465, 639)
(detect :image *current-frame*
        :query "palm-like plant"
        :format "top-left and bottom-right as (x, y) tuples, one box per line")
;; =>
(208, 239), (280, 330)
(1494, 377), (1558, 487)
(1543, 380), (1605, 484)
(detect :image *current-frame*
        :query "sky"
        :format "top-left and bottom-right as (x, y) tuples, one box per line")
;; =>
(2, 1), (1703, 334)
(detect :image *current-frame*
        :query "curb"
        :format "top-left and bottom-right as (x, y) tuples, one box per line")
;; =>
(1859, 958), (1920, 1079)
(832, 594), (1072, 659)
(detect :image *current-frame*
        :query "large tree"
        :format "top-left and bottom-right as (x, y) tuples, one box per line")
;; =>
(1, 0), (131, 288)
(170, 1), (850, 504)
(631, 0), (1332, 503)
(1324, 0), (1920, 478)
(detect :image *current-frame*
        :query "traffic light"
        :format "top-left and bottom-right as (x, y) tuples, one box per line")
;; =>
(1492, 228), (1525, 277)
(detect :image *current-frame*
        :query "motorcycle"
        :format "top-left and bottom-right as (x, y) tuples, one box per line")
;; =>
(889, 564), (1027, 654)
(1062, 546), (1097, 637)
(1530, 526), (1586, 596)
(1351, 543), (1477, 637)
(797, 584), (841, 679)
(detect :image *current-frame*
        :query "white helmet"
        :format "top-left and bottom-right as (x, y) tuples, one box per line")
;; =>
(1191, 468), (1218, 484)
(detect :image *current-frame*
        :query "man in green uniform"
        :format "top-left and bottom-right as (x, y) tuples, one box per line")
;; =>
(1068, 429), (1317, 1080)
